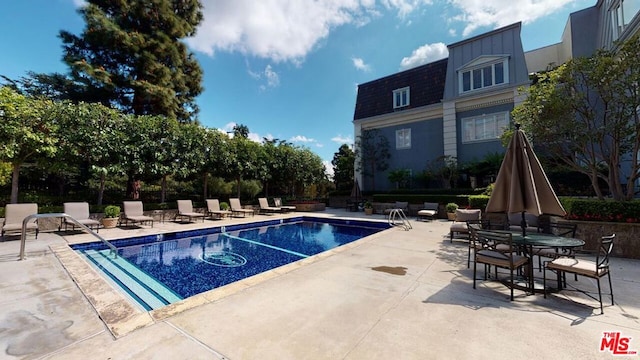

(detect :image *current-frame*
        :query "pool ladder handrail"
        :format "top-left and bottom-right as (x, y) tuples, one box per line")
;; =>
(19, 213), (117, 260)
(388, 208), (412, 231)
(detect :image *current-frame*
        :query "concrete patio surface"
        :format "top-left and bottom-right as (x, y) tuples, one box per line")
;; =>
(1, 208), (639, 359)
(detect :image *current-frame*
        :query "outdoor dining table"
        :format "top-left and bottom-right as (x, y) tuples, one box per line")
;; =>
(509, 231), (585, 293)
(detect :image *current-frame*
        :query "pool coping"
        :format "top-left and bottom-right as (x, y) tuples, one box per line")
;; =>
(52, 216), (395, 338)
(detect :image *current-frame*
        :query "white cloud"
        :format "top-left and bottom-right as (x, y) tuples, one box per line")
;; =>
(399, 42), (448, 70)
(331, 135), (354, 144)
(290, 135), (316, 143)
(188, 0), (431, 64)
(448, 0), (575, 37)
(380, 0), (433, 19)
(247, 63), (280, 89)
(218, 122), (265, 143)
(352, 57), (371, 72)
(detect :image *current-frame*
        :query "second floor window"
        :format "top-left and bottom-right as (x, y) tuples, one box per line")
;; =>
(393, 87), (410, 109)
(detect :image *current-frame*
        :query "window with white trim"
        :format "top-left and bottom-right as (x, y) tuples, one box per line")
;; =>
(610, 0), (640, 39)
(458, 58), (508, 93)
(396, 128), (411, 149)
(462, 112), (509, 143)
(393, 87), (410, 109)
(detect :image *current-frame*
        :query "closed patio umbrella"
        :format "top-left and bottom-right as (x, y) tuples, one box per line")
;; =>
(485, 125), (566, 236)
(350, 178), (362, 211)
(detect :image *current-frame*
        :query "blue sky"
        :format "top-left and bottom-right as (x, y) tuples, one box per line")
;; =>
(0, 0), (593, 175)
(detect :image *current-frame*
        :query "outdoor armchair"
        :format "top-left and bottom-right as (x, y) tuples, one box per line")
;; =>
(122, 201), (154, 227)
(2, 203), (38, 239)
(473, 230), (531, 301)
(544, 234), (615, 314)
(176, 200), (205, 223)
(449, 209), (482, 242)
(61, 202), (100, 233)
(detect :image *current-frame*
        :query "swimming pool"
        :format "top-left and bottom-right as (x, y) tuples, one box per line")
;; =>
(71, 217), (390, 310)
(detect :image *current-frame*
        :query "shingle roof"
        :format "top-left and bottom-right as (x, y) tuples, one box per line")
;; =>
(353, 58), (448, 120)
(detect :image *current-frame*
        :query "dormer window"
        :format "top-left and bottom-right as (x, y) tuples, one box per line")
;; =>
(393, 87), (410, 109)
(458, 56), (509, 94)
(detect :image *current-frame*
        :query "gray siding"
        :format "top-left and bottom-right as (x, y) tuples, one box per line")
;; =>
(443, 23), (529, 100)
(364, 119), (444, 191)
(568, 7), (600, 57)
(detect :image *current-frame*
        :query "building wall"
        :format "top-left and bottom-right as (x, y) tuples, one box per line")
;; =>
(363, 118), (444, 191)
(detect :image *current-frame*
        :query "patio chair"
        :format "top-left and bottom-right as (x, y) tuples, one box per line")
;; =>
(205, 199), (232, 219)
(508, 212), (539, 233)
(2, 203), (38, 239)
(258, 197), (282, 215)
(544, 234), (615, 314)
(466, 219), (491, 268)
(273, 198), (296, 212)
(61, 202), (100, 233)
(473, 230), (531, 301)
(176, 200), (205, 223)
(534, 222), (578, 272)
(417, 202), (439, 221)
(122, 201), (154, 227)
(449, 209), (482, 242)
(229, 198), (255, 218)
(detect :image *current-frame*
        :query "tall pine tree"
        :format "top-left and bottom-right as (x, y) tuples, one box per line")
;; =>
(59, 0), (204, 123)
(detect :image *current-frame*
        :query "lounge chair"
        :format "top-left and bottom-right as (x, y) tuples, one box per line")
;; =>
(417, 202), (439, 221)
(176, 200), (205, 222)
(2, 203), (38, 239)
(206, 199), (232, 219)
(229, 198), (255, 217)
(61, 202), (100, 232)
(258, 197), (282, 215)
(122, 201), (154, 227)
(274, 198), (296, 212)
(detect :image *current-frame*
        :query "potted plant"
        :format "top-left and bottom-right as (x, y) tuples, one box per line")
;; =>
(102, 205), (121, 228)
(220, 202), (230, 211)
(445, 202), (458, 221)
(364, 201), (374, 215)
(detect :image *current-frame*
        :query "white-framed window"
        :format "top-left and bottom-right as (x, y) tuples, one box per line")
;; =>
(396, 128), (411, 149)
(393, 87), (410, 109)
(610, 0), (640, 39)
(462, 112), (509, 143)
(458, 58), (508, 93)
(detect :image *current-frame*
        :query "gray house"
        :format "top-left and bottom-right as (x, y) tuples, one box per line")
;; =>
(353, 0), (640, 192)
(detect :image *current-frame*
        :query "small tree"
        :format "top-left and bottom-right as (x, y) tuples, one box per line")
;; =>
(426, 155), (458, 189)
(0, 87), (59, 203)
(512, 35), (640, 200)
(331, 144), (355, 191)
(355, 129), (390, 191)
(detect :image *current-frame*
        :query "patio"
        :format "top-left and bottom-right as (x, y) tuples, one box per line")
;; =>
(1, 208), (639, 359)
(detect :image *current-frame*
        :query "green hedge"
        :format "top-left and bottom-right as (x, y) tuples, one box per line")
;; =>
(561, 198), (640, 223)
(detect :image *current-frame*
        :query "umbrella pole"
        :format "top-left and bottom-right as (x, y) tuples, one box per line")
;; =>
(521, 211), (527, 237)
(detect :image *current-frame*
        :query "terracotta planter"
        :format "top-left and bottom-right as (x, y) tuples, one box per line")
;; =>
(101, 217), (118, 229)
(447, 212), (456, 221)
(365, 208), (373, 215)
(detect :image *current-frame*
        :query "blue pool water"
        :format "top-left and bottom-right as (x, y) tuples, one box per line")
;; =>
(72, 217), (389, 310)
